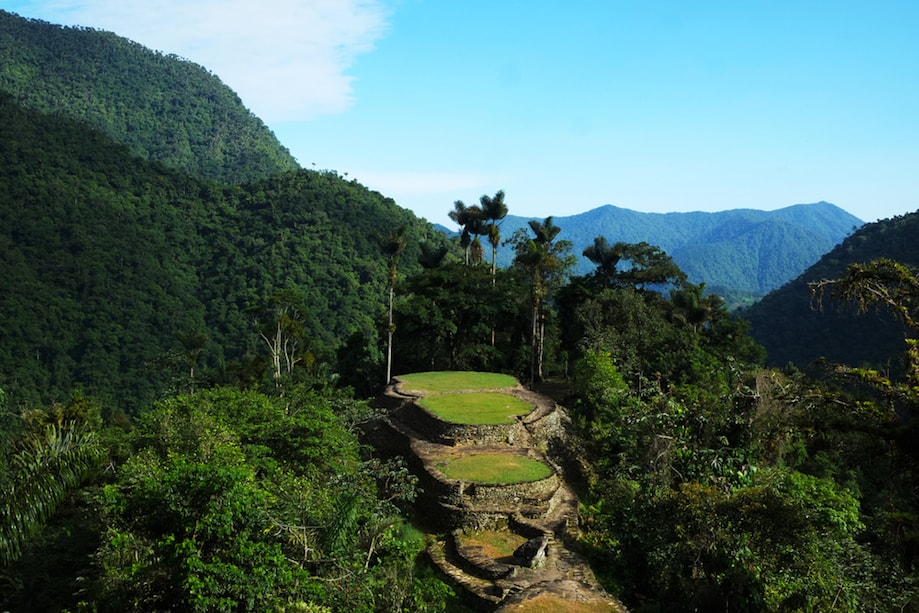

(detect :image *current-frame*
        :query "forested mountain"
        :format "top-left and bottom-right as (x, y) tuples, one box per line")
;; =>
(0, 10), (298, 184)
(5, 9), (919, 612)
(743, 210), (919, 369)
(493, 202), (862, 305)
(0, 92), (440, 413)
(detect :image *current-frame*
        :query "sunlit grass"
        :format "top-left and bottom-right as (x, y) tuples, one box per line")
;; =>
(437, 453), (552, 484)
(456, 529), (527, 560)
(417, 391), (532, 424)
(398, 371), (517, 394)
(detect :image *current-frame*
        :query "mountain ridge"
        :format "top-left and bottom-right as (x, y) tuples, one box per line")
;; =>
(743, 209), (919, 369)
(0, 9), (298, 184)
(489, 201), (862, 301)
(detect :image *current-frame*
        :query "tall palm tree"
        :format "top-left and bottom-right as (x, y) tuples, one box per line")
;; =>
(448, 200), (487, 265)
(375, 226), (407, 385)
(480, 190), (509, 281)
(448, 201), (473, 265)
(514, 217), (573, 384)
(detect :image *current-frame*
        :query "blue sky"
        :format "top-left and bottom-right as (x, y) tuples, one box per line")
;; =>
(6, 1), (919, 226)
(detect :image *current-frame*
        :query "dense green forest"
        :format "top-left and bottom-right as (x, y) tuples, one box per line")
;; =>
(0, 10), (298, 184)
(0, 92), (443, 413)
(4, 10), (919, 612)
(744, 211), (919, 370)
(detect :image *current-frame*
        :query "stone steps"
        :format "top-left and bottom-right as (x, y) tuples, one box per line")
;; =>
(427, 537), (507, 608)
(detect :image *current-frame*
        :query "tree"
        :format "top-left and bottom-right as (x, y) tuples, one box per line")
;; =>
(585, 238), (686, 291)
(253, 291), (311, 394)
(479, 190), (509, 281)
(1, 399), (105, 567)
(375, 226), (407, 385)
(668, 282), (722, 333)
(583, 236), (625, 287)
(394, 263), (525, 372)
(511, 217), (575, 383)
(448, 200), (486, 266)
(417, 239), (450, 269)
(174, 329), (208, 393)
(810, 257), (919, 419)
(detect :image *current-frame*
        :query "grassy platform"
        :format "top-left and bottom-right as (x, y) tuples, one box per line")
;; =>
(398, 371), (518, 394)
(456, 529), (527, 560)
(437, 453), (553, 484)
(418, 391), (532, 425)
(501, 595), (624, 612)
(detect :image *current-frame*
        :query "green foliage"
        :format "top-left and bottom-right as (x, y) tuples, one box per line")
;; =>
(394, 264), (528, 374)
(0, 92), (441, 411)
(92, 387), (426, 611)
(746, 212), (919, 370)
(574, 350), (628, 404)
(564, 254), (919, 610)
(0, 10), (298, 184)
(0, 420), (104, 567)
(0, 394), (108, 569)
(510, 217), (577, 382)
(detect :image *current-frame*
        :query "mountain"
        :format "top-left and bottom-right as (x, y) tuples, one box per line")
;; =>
(493, 202), (863, 304)
(0, 10), (298, 184)
(742, 210), (919, 369)
(0, 92), (441, 413)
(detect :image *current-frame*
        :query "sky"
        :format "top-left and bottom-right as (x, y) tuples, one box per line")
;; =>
(5, 0), (919, 226)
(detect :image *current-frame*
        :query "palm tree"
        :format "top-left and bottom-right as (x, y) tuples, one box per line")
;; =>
(514, 217), (573, 384)
(449, 201), (473, 265)
(583, 236), (625, 287)
(375, 226), (407, 385)
(448, 200), (487, 265)
(1, 421), (104, 566)
(480, 190), (509, 281)
(417, 240), (449, 269)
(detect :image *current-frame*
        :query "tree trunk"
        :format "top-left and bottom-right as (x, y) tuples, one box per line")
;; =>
(386, 285), (394, 385)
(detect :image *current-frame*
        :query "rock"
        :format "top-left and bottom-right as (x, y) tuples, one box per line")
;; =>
(513, 534), (550, 569)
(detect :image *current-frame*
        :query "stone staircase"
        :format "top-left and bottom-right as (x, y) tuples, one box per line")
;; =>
(365, 375), (627, 612)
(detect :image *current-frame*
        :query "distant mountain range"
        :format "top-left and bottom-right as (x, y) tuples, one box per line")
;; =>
(472, 202), (863, 305)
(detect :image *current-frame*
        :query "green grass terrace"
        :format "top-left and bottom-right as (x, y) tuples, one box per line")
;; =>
(397, 371), (518, 394)
(417, 391), (533, 425)
(436, 452), (553, 484)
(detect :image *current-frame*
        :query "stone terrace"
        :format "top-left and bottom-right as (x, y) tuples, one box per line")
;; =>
(365, 373), (627, 612)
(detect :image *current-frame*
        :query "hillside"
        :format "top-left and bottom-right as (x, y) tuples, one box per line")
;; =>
(0, 92), (440, 413)
(494, 202), (863, 304)
(742, 210), (919, 369)
(0, 10), (298, 184)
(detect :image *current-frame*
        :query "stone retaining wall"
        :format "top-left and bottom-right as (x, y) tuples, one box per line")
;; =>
(400, 402), (530, 446)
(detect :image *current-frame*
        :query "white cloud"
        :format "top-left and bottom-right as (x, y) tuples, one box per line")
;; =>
(24, 0), (390, 122)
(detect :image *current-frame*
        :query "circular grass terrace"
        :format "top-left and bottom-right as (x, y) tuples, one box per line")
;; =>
(417, 391), (533, 425)
(436, 451), (553, 484)
(455, 529), (528, 561)
(397, 371), (518, 394)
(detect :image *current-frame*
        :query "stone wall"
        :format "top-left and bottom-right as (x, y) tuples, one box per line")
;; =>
(399, 402), (530, 446)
